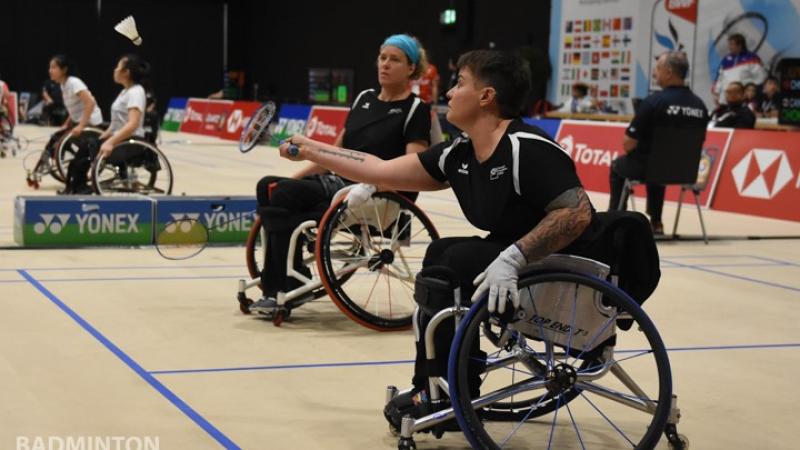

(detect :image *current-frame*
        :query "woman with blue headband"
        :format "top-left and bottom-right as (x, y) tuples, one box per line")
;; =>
(249, 34), (432, 315)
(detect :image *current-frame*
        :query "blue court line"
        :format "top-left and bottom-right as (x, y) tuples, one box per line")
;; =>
(149, 342), (800, 376)
(663, 259), (800, 293)
(16, 270), (241, 450)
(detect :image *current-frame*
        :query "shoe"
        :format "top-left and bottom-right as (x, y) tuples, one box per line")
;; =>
(250, 296), (278, 314)
(72, 185), (94, 195)
(651, 220), (664, 236)
(57, 187), (73, 195)
(384, 389), (461, 435)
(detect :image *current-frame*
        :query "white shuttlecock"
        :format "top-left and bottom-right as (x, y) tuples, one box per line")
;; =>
(114, 15), (142, 46)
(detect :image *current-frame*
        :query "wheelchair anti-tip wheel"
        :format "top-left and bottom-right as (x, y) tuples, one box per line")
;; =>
(448, 270), (672, 450)
(55, 127), (104, 182)
(316, 192), (439, 331)
(91, 140), (173, 195)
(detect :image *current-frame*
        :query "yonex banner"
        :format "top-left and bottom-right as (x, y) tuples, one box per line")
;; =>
(14, 196), (154, 246)
(712, 130), (800, 222)
(161, 97), (188, 132)
(270, 104), (313, 146)
(305, 105), (349, 144)
(154, 196), (257, 243)
(219, 101), (263, 142)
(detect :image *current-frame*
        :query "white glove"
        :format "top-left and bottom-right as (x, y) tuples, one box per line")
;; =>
(345, 183), (376, 208)
(471, 244), (527, 314)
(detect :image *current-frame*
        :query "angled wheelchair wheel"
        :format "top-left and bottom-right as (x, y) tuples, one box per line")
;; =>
(91, 140), (173, 195)
(244, 214), (329, 300)
(449, 271), (672, 450)
(55, 127), (103, 182)
(316, 192), (439, 331)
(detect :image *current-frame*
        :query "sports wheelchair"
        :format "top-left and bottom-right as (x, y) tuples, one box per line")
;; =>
(237, 189), (439, 330)
(89, 137), (173, 195)
(385, 215), (688, 450)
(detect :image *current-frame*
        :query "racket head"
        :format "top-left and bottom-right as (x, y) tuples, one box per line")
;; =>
(156, 218), (210, 260)
(239, 101), (277, 153)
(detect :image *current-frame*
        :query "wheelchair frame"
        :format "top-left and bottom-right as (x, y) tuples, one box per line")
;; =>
(387, 254), (687, 450)
(90, 138), (174, 195)
(237, 190), (438, 330)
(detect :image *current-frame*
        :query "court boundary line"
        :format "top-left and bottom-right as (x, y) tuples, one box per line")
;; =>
(148, 342), (800, 376)
(17, 269), (241, 450)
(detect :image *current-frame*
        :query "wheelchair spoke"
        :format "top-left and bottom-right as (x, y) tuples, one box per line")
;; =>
(578, 391), (636, 447)
(565, 401), (588, 450)
(385, 269), (393, 318)
(570, 312), (619, 366)
(360, 268), (383, 311)
(546, 394), (562, 450)
(576, 381), (655, 409)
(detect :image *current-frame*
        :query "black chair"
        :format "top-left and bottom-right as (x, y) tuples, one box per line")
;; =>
(618, 125), (709, 244)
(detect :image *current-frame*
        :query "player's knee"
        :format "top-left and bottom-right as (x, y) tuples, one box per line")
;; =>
(414, 265), (460, 315)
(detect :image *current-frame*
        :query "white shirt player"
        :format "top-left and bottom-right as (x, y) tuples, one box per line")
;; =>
(61, 76), (103, 125)
(109, 84), (146, 137)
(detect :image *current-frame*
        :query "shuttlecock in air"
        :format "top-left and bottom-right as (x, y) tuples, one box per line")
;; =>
(114, 15), (142, 46)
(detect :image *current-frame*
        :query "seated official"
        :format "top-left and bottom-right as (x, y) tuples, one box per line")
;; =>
(710, 81), (756, 129)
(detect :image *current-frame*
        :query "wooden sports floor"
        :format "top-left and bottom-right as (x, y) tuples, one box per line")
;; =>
(1, 125), (799, 449)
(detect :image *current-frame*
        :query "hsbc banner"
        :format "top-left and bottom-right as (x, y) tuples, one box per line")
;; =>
(179, 98), (233, 137)
(155, 196), (256, 244)
(305, 105), (349, 144)
(270, 104), (313, 146)
(555, 120), (731, 207)
(14, 196), (154, 246)
(219, 101), (263, 141)
(713, 130), (800, 222)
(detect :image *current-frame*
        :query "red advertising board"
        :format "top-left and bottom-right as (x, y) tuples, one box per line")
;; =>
(554, 120), (731, 207)
(305, 106), (349, 144)
(712, 129), (800, 222)
(8, 92), (17, 127)
(218, 101), (263, 141)
(179, 98), (233, 137)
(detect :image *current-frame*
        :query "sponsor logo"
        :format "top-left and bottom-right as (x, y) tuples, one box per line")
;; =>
(489, 165), (508, 180)
(183, 106), (202, 123)
(558, 135), (619, 167)
(388, 108), (402, 115)
(458, 162), (469, 175)
(362, 102), (370, 109)
(81, 203), (100, 213)
(273, 118), (307, 136)
(731, 148), (795, 199)
(165, 212), (252, 232)
(306, 116), (338, 137)
(528, 314), (589, 337)
(226, 109), (243, 133)
(33, 214), (70, 234)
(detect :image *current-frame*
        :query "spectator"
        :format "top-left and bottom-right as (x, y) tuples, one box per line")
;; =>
(710, 81), (756, 129)
(712, 33), (767, 105)
(756, 76), (780, 118)
(608, 51), (708, 235)
(743, 82), (759, 111)
(559, 82), (597, 113)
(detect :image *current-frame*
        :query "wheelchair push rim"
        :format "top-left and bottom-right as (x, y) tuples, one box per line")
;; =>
(448, 271), (672, 450)
(91, 140), (173, 195)
(316, 192), (439, 331)
(56, 127), (104, 182)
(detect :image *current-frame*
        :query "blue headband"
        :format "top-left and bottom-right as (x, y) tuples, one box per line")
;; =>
(382, 34), (420, 65)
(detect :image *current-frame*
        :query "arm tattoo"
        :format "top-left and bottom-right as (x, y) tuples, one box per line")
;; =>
(516, 187), (593, 263)
(313, 146), (366, 163)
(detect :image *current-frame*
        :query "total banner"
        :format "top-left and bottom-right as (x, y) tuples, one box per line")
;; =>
(305, 106), (349, 144)
(179, 98), (233, 137)
(712, 129), (800, 221)
(554, 120), (732, 208)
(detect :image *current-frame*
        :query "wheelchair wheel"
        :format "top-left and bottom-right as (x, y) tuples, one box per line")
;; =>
(244, 214), (329, 300)
(449, 271), (672, 450)
(91, 140), (173, 195)
(316, 192), (439, 331)
(55, 127), (103, 182)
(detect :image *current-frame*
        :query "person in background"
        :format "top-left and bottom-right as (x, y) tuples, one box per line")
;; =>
(710, 81), (756, 129)
(756, 76), (780, 118)
(209, 70), (244, 100)
(712, 33), (767, 105)
(559, 82), (597, 113)
(743, 82), (759, 111)
(410, 49), (444, 145)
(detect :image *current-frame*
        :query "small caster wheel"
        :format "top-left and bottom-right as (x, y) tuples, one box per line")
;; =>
(272, 309), (285, 326)
(397, 437), (416, 450)
(32, 181), (40, 190)
(237, 294), (253, 314)
(26, 178), (33, 187)
(388, 424), (398, 437)
(668, 434), (689, 450)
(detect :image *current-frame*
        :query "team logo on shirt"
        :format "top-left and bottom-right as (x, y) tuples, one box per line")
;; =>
(667, 105), (681, 115)
(489, 165), (508, 180)
(458, 163), (469, 175)
(362, 102), (370, 109)
(388, 108), (403, 115)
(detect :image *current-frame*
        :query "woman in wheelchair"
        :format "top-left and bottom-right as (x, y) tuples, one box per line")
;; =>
(280, 50), (680, 449)
(62, 54), (150, 194)
(249, 34), (432, 314)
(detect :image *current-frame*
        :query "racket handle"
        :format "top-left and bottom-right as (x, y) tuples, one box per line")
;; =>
(287, 144), (300, 157)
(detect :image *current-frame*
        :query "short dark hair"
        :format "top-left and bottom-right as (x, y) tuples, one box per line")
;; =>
(51, 54), (79, 77)
(572, 82), (589, 96)
(457, 50), (531, 118)
(728, 33), (748, 52)
(121, 54), (151, 85)
(765, 76), (779, 84)
(662, 51), (689, 79)
(727, 81), (744, 92)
